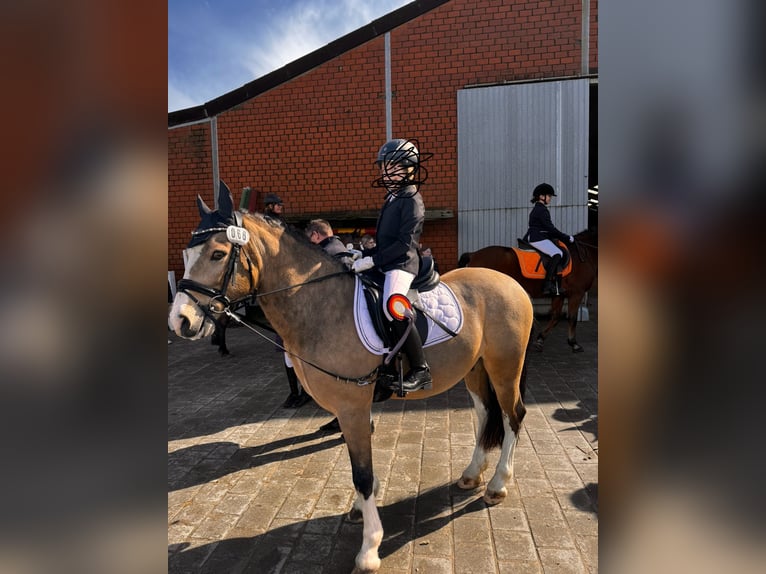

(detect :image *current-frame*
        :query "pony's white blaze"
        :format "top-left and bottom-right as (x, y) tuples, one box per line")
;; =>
(168, 246), (216, 338)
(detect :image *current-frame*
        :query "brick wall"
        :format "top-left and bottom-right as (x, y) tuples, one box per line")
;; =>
(168, 123), (212, 275)
(168, 0), (598, 279)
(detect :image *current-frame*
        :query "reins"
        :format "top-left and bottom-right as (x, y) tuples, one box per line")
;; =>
(572, 236), (598, 272)
(180, 225), (379, 384)
(252, 270), (349, 299)
(223, 307), (379, 386)
(246, 269), (382, 383)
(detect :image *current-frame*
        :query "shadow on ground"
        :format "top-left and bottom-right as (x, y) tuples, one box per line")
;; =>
(169, 430), (344, 492)
(168, 482), (488, 573)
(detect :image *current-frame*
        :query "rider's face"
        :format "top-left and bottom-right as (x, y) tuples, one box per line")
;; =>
(379, 161), (411, 189)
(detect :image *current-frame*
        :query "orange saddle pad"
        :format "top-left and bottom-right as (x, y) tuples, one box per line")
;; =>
(512, 244), (573, 280)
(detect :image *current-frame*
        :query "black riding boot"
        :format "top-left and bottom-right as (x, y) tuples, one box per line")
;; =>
(542, 254), (562, 295)
(391, 320), (432, 393)
(282, 365), (302, 408)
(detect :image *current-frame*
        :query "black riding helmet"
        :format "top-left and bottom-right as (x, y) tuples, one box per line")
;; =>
(376, 138), (419, 168)
(372, 138), (431, 193)
(531, 182), (556, 203)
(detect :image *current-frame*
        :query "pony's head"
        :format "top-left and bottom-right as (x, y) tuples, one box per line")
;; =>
(169, 181), (255, 340)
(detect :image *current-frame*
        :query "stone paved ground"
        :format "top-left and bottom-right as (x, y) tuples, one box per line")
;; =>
(168, 301), (597, 573)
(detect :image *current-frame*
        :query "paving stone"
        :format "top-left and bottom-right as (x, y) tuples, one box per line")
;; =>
(492, 529), (538, 561)
(498, 559), (544, 574)
(453, 542), (496, 573)
(412, 555), (452, 574)
(529, 519), (577, 548)
(537, 547), (588, 574)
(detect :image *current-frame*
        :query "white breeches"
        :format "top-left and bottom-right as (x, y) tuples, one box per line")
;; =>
(529, 239), (563, 258)
(382, 269), (416, 321)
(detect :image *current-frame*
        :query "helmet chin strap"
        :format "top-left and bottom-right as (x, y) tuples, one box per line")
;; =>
(385, 183), (418, 199)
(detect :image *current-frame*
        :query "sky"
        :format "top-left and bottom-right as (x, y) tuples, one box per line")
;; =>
(168, 0), (413, 112)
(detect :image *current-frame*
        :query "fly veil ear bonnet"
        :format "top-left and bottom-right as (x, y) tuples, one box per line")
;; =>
(188, 181), (243, 247)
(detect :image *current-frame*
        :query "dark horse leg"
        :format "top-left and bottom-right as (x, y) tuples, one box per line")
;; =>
(535, 291), (586, 353)
(535, 295), (565, 351)
(211, 316), (231, 356)
(565, 293), (585, 353)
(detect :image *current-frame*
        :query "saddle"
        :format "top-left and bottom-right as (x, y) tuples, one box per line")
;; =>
(358, 256), (440, 348)
(513, 238), (573, 279)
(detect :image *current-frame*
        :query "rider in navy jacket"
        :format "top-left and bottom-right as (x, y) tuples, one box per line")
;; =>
(524, 182), (575, 295)
(370, 185), (424, 276)
(352, 138), (431, 394)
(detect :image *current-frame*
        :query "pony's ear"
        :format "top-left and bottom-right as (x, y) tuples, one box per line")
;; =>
(217, 180), (234, 219)
(197, 195), (212, 217)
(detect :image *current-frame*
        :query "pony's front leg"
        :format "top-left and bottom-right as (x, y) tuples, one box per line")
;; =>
(350, 487), (382, 573)
(458, 389), (489, 490)
(343, 417), (382, 573)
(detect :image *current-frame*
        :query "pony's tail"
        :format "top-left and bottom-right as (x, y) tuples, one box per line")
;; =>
(480, 340), (531, 451)
(457, 252), (471, 268)
(480, 382), (505, 451)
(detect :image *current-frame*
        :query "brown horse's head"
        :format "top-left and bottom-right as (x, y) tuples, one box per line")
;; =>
(169, 182), (256, 340)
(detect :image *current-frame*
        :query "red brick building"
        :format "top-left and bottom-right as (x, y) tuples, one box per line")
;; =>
(168, 0), (598, 280)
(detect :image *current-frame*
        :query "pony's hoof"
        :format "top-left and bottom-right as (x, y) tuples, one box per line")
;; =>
(353, 552), (381, 573)
(347, 508), (364, 523)
(567, 339), (584, 353)
(483, 488), (507, 505)
(457, 475), (482, 490)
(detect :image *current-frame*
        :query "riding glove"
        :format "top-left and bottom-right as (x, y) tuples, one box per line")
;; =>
(352, 256), (375, 273)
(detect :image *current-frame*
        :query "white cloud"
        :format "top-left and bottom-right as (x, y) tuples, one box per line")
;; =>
(168, 81), (202, 113)
(243, 0), (410, 79)
(168, 0), (412, 112)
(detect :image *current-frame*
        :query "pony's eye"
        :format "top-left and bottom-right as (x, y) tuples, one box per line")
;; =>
(211, 250), (227, 261)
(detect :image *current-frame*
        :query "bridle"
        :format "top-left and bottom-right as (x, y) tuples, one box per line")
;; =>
(176, 219), (378, 385)
(176, 214), (256, 325)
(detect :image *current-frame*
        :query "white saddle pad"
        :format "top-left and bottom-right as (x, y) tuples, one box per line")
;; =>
(353, 276), (463, 355)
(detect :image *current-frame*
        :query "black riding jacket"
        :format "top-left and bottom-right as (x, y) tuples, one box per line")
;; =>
(318, 235), (354, 269)
(526, 201), (570, 243)
(370, 186), (424, 275)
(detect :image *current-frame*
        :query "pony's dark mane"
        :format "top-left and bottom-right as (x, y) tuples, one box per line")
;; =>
(574, 227), (597, 245)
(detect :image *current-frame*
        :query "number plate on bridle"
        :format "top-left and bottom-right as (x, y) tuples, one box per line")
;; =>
(226, 225), (250, 245)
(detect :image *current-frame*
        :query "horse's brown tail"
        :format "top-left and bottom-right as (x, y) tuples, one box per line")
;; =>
(457, 252), (471, 268)
(480, 382), (505, 451)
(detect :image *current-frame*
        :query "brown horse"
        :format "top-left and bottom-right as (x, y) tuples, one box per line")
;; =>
(168, 183), (533, 573)
(458, 228), (597, 353)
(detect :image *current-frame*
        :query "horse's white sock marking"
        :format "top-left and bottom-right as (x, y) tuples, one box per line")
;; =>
(355, 495), (382, 572)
